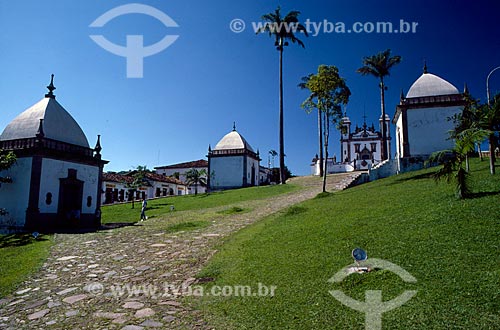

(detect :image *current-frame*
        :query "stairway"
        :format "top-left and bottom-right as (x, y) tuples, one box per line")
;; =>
(333, 171), (368, 191)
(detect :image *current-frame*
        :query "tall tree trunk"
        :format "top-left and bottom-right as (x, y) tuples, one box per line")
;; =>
(322, 111), (329, 193)
(279, 45), (286, 184)
(489, 134), (496, 174)
(318, 108), (324, 177)
(380, 79), (387, 161)
(478, 143), (483, 161)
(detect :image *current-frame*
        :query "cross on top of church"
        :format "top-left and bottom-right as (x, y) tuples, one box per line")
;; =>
(362, 110), (368, 129)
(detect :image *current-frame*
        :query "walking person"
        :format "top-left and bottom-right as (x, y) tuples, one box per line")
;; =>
(140, 198), (148, 221)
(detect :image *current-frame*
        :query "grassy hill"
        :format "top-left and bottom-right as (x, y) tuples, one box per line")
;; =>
(195, 158), (500, 329)
(101, 183), (298, 224)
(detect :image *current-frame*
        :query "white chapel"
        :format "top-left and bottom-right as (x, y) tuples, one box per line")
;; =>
(394, 65), (465, 160)
(207, 125), (260, 190)
(0, 76), (107, 232)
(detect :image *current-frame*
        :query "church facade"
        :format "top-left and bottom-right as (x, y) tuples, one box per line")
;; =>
(394, 67), (465, 160)
(311, 113), (390, 175)
(208, 126), (260, 190)
(0, 76), (107, 232)
(340, 113), (391, 170)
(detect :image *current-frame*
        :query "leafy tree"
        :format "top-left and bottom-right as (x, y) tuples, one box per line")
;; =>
(257, 6), (308, 184)
(357, 49), (401, 160)
(126, 165), (149, 209)
(299, 73), (323, 177)
(0, 150), (16, 216)
(270, 166), (292, 183)
(429, 128), (490, 199)
(185, 168), (207, 195)
(172, 172), (180, 180)
(300, 65), (350, 192)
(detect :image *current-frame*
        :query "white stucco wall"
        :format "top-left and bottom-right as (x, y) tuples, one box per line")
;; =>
(311, 159), (355, 175)
(210, 156), (243, 189)
(395, 115), (404, 158)
(246, 157), (259, 186)
(406, 106), (462, 156)
(0, 157), (32, 227)
(156, 168), (207, 194)
(102, 181), (130, 204)
(38, 159), (99, 215)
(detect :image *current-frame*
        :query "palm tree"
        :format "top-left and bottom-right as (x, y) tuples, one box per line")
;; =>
(257, 6), (308, 184)
(185, 168), (207, 195)
(268, 149), (278, 169)
(299, 74), (323, 177)
(429, 128), (490, 199)
(450, 86), (482, 172)
(357, 49), (401, 161)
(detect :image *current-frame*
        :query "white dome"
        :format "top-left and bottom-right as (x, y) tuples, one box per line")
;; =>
(214, 130), (254, 152)
(0, 97), (90, 148)
(406, 72), (459, 98)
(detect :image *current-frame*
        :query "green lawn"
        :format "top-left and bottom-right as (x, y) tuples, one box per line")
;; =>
(0, 234), (53, 297)
(101, 183), (298, 224)
(195, 158), (500, 329)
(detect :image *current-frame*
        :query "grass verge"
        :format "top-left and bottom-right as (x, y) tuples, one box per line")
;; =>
(0, 233), (53, 297)
(194, 158), (500, 329)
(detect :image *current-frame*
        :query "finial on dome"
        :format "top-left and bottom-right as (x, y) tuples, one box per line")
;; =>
(400, 89), (405, 101)
(208, 144), (212, 152)
(423, 60), (428, 74)
(36, 119), (45, 138)
(45, 74), (56, 99)
(232, 122), (236, 131)
(463, 83), (469, 94)
(94, 135), (102, 155)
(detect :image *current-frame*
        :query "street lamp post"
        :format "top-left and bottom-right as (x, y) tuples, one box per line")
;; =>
(486, 66), (500, 105)
(486, 65), (500, 175)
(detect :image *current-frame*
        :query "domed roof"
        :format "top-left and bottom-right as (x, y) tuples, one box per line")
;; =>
(214, 129), (255, 152)
(0, 97), (90, 148)
(406, 72), (459, 98)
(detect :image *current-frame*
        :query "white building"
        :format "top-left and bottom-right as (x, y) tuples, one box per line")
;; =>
(0, 76), (107, 232)
(310, 113), (390, 175)
(155, 159), (208, 194)
(102, 171), (187, 205)
(394, 66), (465, 160)
(340, 114), (391, 170)
(208, 126), (261, 190)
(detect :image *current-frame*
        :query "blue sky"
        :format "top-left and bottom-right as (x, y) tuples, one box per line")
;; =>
(1, 0), (499, 175)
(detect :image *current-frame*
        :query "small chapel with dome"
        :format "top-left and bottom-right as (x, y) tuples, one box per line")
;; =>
(0, 75), (107, 232)
(394, 65), (466, 161)
(207, 125), (261, 190)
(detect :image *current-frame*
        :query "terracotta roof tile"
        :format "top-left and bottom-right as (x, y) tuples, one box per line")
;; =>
(144, 172), (186, 185)
(154, 159), (208, 170)
(102, 172), (134, 184)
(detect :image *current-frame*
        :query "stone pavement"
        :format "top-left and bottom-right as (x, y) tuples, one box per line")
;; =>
(0, 174), (352, 329)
